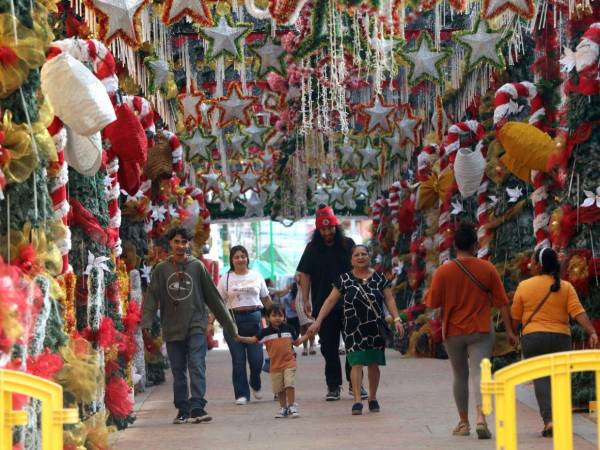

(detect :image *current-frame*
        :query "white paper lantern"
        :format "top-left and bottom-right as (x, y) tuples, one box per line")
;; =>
(41, 53), (116, 136)
(64, 127), (102, 176)
(454, 146), (485, 198)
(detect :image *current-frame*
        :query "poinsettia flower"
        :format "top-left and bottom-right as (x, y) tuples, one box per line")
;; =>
(560, 47), (576, 73)
(581, 187), (600, 208)
(84, 251), (110, 275)
(488, 195), (499, 208)
(169, 205), (180, 218)
(450, 199), (464, 215)
(140, 264), (152, 282)
(150, 203), (168, 222)
(506, 186), (523, 203)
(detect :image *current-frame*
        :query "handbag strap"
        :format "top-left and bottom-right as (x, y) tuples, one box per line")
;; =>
(453, 259), (492, 300)
(355, 278), (383, 322)
(522, 289), (553, 332)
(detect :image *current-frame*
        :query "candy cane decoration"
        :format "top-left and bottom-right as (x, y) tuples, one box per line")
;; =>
(106, 157), (122, 257)
(371, 196), (388, 242)
(494, 81), (549, 249)
(439, 121), (485, 263)
(47, 117), (70, 272)
(416, 144), (440, 181)
(123, 95), (156, 144)
(161, 130), (184, 174)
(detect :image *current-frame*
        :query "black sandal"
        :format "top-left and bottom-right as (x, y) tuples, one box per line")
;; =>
(541, 426), (553, 437)
(351, 402), (363, 415)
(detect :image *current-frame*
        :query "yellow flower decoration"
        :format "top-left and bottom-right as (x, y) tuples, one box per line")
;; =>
(0, 13), (47, 98)
(1, 110), (36, 184)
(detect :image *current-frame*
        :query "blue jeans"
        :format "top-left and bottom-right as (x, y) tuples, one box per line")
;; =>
(166, 334), (207, 413)
(224, 310), (263, 399)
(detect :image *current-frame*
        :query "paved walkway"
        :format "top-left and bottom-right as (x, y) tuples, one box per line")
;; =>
(112, 348), (596, 450)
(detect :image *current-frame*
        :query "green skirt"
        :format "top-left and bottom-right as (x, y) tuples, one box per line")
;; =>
(346, 348), (386, 367)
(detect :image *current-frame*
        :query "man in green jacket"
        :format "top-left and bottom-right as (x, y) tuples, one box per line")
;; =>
(142, 226), (237, 424)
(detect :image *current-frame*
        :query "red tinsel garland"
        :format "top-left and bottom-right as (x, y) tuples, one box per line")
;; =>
(26, 349), (64, 380)
(105, 376), (133, 419)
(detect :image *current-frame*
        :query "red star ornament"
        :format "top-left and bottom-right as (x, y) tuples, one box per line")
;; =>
(238, 163), (261, 193)
(85, 0), (149, 47)
(396, 104), (422, 146)
(212, 82), (258, 129)
(177, 85), (206, 130)
(482, 0), (534, 19)
(162, 0), (212, 26)
(358, 94), (395, 134)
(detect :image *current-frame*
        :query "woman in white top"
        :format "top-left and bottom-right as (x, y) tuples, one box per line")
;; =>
(217, 245), (272, 405)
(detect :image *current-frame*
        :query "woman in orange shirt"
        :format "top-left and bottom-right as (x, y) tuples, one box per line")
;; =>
(511, 247), (598, 437)
(426, 222), (517, 439)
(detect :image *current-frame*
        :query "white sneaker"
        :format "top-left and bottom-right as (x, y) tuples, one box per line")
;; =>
(235, 397), (249, 405)
(288, 403), (300, 418)
(274, 407), (288, 418)
(252, 389), (263, 400)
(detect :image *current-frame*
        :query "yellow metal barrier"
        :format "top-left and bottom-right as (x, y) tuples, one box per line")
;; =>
(0, 369), (79, 450)
(481, 350), (600, 450)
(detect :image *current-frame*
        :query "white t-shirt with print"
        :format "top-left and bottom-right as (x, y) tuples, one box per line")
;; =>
(217, 270), (269, 309)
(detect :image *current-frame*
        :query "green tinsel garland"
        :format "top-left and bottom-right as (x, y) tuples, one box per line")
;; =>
(0, 70), (40, 124)
(0, 163), (54, 231)
(293, 0), (329, 60)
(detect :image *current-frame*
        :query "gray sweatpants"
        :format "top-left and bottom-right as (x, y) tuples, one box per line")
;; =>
(444, 332), (495, 413)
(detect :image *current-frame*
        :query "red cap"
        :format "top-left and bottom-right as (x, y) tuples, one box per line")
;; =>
(315, 205), (339, 229)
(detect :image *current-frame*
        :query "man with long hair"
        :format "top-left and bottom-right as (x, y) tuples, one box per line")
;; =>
(297, 205), (359, 401)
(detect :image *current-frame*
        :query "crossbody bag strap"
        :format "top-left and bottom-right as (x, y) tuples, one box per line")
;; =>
(521, 289), (553, 332)
(453, 259), (492, 300)
(355, 281), (383, 322)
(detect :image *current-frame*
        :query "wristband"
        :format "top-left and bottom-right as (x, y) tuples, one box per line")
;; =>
(393, 317), (402, 323)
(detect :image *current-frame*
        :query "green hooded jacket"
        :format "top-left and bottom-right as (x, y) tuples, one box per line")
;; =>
(141, 256), (237, 341)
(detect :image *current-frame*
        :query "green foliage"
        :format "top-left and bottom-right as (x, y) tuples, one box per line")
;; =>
(0, 70), (40, 124)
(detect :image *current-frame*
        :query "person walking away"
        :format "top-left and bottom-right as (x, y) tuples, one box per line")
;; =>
(308, 245), (404, 415)
(425, 222), (518, 439)
(291, 273), (316, 355)
(511, 246), (598, 437)
(237, 304), (309, 418)
(141, 226), (237, 424)
(217, 245), (273, 405)
(282, 282), (301, 339)
(297, 205), (366, 401)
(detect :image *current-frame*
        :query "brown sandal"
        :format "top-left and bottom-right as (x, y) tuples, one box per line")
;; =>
(452, 421), (470, 436)
(476, 422), (492, 439)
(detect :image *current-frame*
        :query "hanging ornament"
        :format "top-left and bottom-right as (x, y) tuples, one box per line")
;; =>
(383, 129), (404, 159)
(199, 16), (252, 61)
(213, 82), (257, 128)
(350, 174), (371, 199)
(358, 138), (380, 170)
(244, 191), (265, 217)
(85, 0), (149, 47)
(251, 34), (286, 76)
(199, 166), (221, 192)
(482, 0), (535, 19)
(263, 179), (280, 197)
(244, 118), (269, 147)
(453, 19), (508, 71)
(228, 129), (248, 159)
(145, 58), (170, 91)
(185, 129), (216, 161)
(161, 0), (212, 26)
(358, 95), (395, 134)
(339, 138), (356, 167)
(400, 32), (451, 86)
(326, 181), (345, 208)
(228, 179), (242, 200)
(396, 104), (422, 146)
(239, 164), (261, 193)
(178, 86), (206, 130)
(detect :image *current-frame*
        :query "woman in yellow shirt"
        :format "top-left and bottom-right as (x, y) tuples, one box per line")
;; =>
(511, 247), (598, 437)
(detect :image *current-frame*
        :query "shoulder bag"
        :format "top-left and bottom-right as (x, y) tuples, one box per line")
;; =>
(355, 280), (391, 339)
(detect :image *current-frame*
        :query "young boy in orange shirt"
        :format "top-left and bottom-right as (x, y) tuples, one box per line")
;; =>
(237, 304), (308, 418)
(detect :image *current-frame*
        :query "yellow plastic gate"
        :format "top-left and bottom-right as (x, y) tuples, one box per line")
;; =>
(481, 350), (600, 450)
(0, 369), (79, 450)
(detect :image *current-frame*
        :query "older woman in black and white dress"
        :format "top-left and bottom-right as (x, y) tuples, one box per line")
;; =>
(309, 245), (404, 415)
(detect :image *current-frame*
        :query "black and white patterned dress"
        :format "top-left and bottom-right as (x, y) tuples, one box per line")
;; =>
(333, 271), (390, 353)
